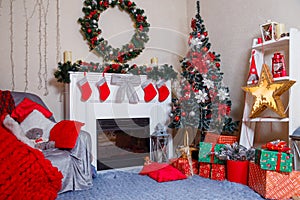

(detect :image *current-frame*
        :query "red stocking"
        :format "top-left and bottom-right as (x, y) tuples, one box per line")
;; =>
(141, 80), (157, 102)
(77, 76), (92, 102)
(96, 77), (110, 102)
(156, 80), (169, 102)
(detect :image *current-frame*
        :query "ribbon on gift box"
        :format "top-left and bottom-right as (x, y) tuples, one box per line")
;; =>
(262, 140), (290, 153)
(276, 152), (282, 172)
(210, 143), (216, 163)
(110, 74), (141, 104)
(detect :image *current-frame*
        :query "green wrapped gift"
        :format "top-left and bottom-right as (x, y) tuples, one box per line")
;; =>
(198, 142), (225, 164)
(255, 148), (293, 172)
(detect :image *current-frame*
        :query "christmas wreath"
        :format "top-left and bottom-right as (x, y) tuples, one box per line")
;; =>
(78, 0), (150, 63)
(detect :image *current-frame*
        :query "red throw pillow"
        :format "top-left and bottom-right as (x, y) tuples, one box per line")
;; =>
(11, 98), (52, 123)
(139, 162), (169, 175)
(49, 120), (84, 149)
(140, 162), (187, 182)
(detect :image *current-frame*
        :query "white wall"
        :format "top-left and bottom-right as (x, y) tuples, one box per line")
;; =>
(0, 0), (188, 121)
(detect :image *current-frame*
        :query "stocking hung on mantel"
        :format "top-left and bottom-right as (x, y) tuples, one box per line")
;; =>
(96, 77), (110, 102)
(141, 80), (157, 102)
(156, 80), (170, 102)
(77, 76), (92, 102)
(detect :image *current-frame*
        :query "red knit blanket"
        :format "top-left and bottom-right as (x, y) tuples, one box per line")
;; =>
(0, 125), (63, 200)
(0, 90), (15, 116)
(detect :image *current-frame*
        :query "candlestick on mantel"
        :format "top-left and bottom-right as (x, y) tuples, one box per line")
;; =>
(63, 51), (72, 63)
(150, 57), (158, 65)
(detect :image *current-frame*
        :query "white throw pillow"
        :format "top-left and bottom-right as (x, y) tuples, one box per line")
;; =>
(20, 109), (55, 142)
(3, 114), (35, 148)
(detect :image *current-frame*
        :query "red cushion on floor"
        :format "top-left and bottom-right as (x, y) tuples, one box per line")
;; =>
(140, 162), (187, 182)
(139, 162), (169, 175)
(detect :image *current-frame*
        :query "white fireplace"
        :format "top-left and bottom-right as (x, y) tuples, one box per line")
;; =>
(66, 72), (172, 169)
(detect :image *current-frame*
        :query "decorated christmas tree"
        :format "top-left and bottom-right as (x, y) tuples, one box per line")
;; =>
(169, 1), (238, 142)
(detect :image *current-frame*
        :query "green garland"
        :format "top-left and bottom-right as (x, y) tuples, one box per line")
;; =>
(55, 61), (178, 82)
(128, 64), (178, 81)
(78, 0), (150, 63)
(54, 61), (80, 83)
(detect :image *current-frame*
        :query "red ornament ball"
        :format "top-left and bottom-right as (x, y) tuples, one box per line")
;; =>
(181, 112), (186, 117)
(174, 116), (180, 122)
(216, 63), (220, 68)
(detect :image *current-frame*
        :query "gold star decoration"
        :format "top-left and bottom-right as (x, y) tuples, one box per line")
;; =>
(242, 64), (295, 118)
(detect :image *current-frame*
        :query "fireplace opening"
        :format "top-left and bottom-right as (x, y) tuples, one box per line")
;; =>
(97, 118), (150, 170)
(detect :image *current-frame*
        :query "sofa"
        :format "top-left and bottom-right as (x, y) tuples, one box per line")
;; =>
(0, 90), (93, 198)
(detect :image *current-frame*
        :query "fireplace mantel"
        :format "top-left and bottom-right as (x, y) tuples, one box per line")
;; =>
(66, 72), (172, 168)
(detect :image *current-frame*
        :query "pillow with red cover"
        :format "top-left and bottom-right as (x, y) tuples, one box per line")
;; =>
(49, 120), (84, 149)
(11, 98), (52, 123)
(139, 162), (187, 182)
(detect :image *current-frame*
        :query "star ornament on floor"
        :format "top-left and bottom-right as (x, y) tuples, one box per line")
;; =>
(242, 64), (296, 118)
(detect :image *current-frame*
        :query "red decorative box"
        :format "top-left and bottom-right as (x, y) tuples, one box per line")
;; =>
(170, 157), (198, 177)
(204, 132), (237, 145)
(198, 162), (226, 181)
(217, 135), (238, 145)
(248, 162), (300, 199)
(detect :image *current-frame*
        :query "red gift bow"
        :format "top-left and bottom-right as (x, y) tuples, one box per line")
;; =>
(262, 140), (290, 152)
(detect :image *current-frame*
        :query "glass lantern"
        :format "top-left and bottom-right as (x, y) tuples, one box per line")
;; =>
(151, 123), (170, 163)
(272, 52), (286, 78)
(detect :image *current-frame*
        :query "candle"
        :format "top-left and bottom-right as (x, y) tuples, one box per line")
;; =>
(63, 51), (72, 63)
(276, 23), (285, 39)
(150, 57), (158, 65)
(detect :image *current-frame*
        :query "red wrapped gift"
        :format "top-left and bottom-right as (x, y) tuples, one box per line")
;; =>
(170, 157), (198, 177)
(217, 135), (238, 145)
(248, 162), (300, 199)
(199, 162), (226, 181)
(204, 132), (237, 145)
(199, 162), (211, 178)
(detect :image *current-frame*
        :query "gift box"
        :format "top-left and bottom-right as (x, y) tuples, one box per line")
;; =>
(248, 162), (300, 199)
(170, 157), (198, 177)
(217, 135), (238, 145)
(198, 142), (225, 164)
(204, 132), (237, 145)
(198, 162), (225, 181)
(255, 148), (293, 172)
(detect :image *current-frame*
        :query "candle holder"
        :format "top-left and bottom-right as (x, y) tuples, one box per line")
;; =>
(151, 123), (170, 163)
(272, 52), (286, 78)
(260, 20), (278, 42)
